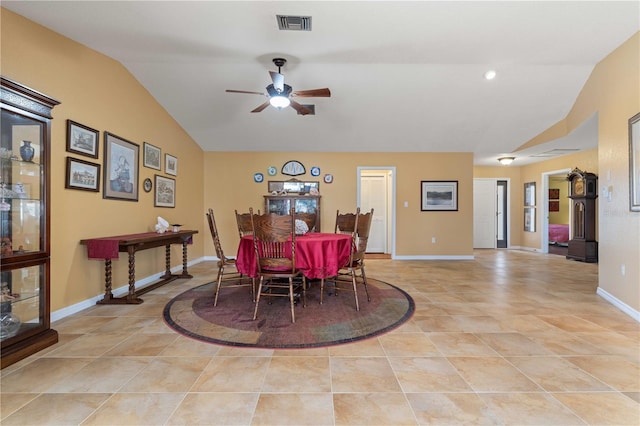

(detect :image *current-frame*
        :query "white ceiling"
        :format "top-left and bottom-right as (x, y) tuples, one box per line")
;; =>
(3, 1), (638, 165)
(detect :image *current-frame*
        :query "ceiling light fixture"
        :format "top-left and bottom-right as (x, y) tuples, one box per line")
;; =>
(269, 95), (291, 109)
(498, 156), (515, 165)
(484, 70), (497, 80)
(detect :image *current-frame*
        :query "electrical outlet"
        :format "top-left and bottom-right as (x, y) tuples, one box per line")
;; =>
(431, 237), (436, 243)
(621, 264), (626, 276)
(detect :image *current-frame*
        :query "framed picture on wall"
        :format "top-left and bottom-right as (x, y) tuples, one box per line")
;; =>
(524, 182), (536, 206)
(165, 153), (177, 176)
(548, 188), (560, 200)
(103, 132), (139, 201)
(629, 112), (640, 212)
(65, 156), (100, 192)
(143, 142), (161, 170)
(154, 174), (175, 207)
(549, 200), (560, 212)
(66, 120), (99, 158)
(524, 207), (536, 232)
(421, 181), (458, 211)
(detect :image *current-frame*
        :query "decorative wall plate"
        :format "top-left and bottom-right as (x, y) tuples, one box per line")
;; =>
(310, 166), (320, 176)
(267, 166), (277, 176)
(324, 174), (333, 184)
(254, 173), (264, 183)
(282, 160), (305, 176)
(143, 178), (153, 192)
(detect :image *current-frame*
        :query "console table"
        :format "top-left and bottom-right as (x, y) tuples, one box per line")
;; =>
(80, 230), (198, 304)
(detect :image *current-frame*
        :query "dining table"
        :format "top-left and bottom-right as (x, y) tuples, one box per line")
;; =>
(235, 232), (352, 280)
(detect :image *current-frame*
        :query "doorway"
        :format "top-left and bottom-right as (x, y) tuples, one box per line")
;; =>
(358, 167), (396, 257)
(542, 169), (572, 255)
(473, 178), (510, 249)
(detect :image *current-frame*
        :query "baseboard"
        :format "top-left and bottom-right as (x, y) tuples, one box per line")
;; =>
(393, 255), (474, 260)
(51, 257), (206, 323)
(596, 287), (640, 323)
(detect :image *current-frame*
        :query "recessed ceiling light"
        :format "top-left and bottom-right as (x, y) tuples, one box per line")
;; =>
(484, 70), (497, 80)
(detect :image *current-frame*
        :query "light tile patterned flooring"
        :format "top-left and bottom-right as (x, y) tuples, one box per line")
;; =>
(1, 250), (639, 425)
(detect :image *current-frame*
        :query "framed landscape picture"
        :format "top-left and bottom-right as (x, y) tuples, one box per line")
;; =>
(103, 132), (139, 201)
(143, 142), (161, 170)
(154, 174), (175, 207)
(66, 120), (99, 158)
(524, 207), (536, 232)
(65, 156), (100, 192)
(421, 181), (458, 211)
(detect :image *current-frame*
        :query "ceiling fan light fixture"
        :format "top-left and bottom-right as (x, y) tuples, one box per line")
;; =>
(270, 95), (291, 109)
(498, 156), (515, 165)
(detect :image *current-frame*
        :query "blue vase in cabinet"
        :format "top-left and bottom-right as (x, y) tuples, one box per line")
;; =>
(19, 140), (35, 162)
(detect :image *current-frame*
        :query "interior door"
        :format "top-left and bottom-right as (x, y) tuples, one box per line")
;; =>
(360, 173), (387, 253)
(497, 180), (508, 248)
(473, 179), (497, 248)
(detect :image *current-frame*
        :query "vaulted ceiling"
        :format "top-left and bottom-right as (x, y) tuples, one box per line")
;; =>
(3, 1), (638, 165)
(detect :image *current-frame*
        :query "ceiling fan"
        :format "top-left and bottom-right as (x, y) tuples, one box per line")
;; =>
(225, 58), (331, 115)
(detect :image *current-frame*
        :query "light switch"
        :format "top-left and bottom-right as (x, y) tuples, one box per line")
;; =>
(404, 201), (408, 207)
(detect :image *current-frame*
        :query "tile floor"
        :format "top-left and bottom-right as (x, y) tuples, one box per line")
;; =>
(1, 249), (639, 425)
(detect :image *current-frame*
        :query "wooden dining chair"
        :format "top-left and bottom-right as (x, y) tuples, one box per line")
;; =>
(296, 212), (317, 232)
(323, 208), (374, 310)
(207, 208), (255, 306)
(235, 209), (256, 238)
(250, 207), (306, 323)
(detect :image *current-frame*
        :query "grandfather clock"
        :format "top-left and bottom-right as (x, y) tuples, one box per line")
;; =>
(566, 168), (598, 262)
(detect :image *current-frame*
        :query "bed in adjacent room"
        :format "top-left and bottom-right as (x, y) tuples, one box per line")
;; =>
(549, 224), (569, 245)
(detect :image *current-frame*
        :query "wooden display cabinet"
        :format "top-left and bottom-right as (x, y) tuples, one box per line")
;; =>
(1, 77), (60, 368)
(264, 195), (322, 231)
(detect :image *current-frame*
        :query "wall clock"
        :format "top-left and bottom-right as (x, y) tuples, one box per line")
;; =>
(282, 160), (305, 176)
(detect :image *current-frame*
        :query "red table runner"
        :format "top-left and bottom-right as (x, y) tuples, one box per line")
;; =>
(83, 232), (192, 259)
(236, 232), (352, 279)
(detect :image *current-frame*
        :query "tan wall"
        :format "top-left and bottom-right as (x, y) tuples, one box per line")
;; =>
(204, 152), (475, 258)
(1, 9), (205, 311)
(517, 32), (640, 311)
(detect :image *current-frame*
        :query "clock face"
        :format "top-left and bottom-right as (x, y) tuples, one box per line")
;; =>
(573, 178), (584, 195)
(282, 160), (305, 176)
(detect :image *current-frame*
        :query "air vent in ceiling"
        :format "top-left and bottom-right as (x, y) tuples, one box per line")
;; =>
(297, 105), (315, 115)
(530, 148), (580, 158)
(277, 15), (312, 31)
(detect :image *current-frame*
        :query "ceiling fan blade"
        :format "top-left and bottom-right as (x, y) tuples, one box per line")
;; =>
(226, 89), (266, 96)
(269, 71), (285, 92)
(290, 100), (312, 115)
(291, 88), (331, 98)
(251, 101), (271, 113)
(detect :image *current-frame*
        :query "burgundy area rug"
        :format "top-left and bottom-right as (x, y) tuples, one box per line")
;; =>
(163, 278), (415, 349)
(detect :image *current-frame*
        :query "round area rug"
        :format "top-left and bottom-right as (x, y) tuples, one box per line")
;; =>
(163, 278), (414, 349)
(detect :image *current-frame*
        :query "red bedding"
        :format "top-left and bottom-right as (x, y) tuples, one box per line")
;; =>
(549, 224), (569, 243)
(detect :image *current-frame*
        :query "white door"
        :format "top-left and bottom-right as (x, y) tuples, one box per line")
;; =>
(360, 173), (387, 253)
(474, 179), (497, 248)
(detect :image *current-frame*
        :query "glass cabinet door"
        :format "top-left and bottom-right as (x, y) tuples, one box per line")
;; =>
(1, 77), (58, 368)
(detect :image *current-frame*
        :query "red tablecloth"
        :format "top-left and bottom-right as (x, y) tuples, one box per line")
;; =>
(236, 232), (352, 279)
